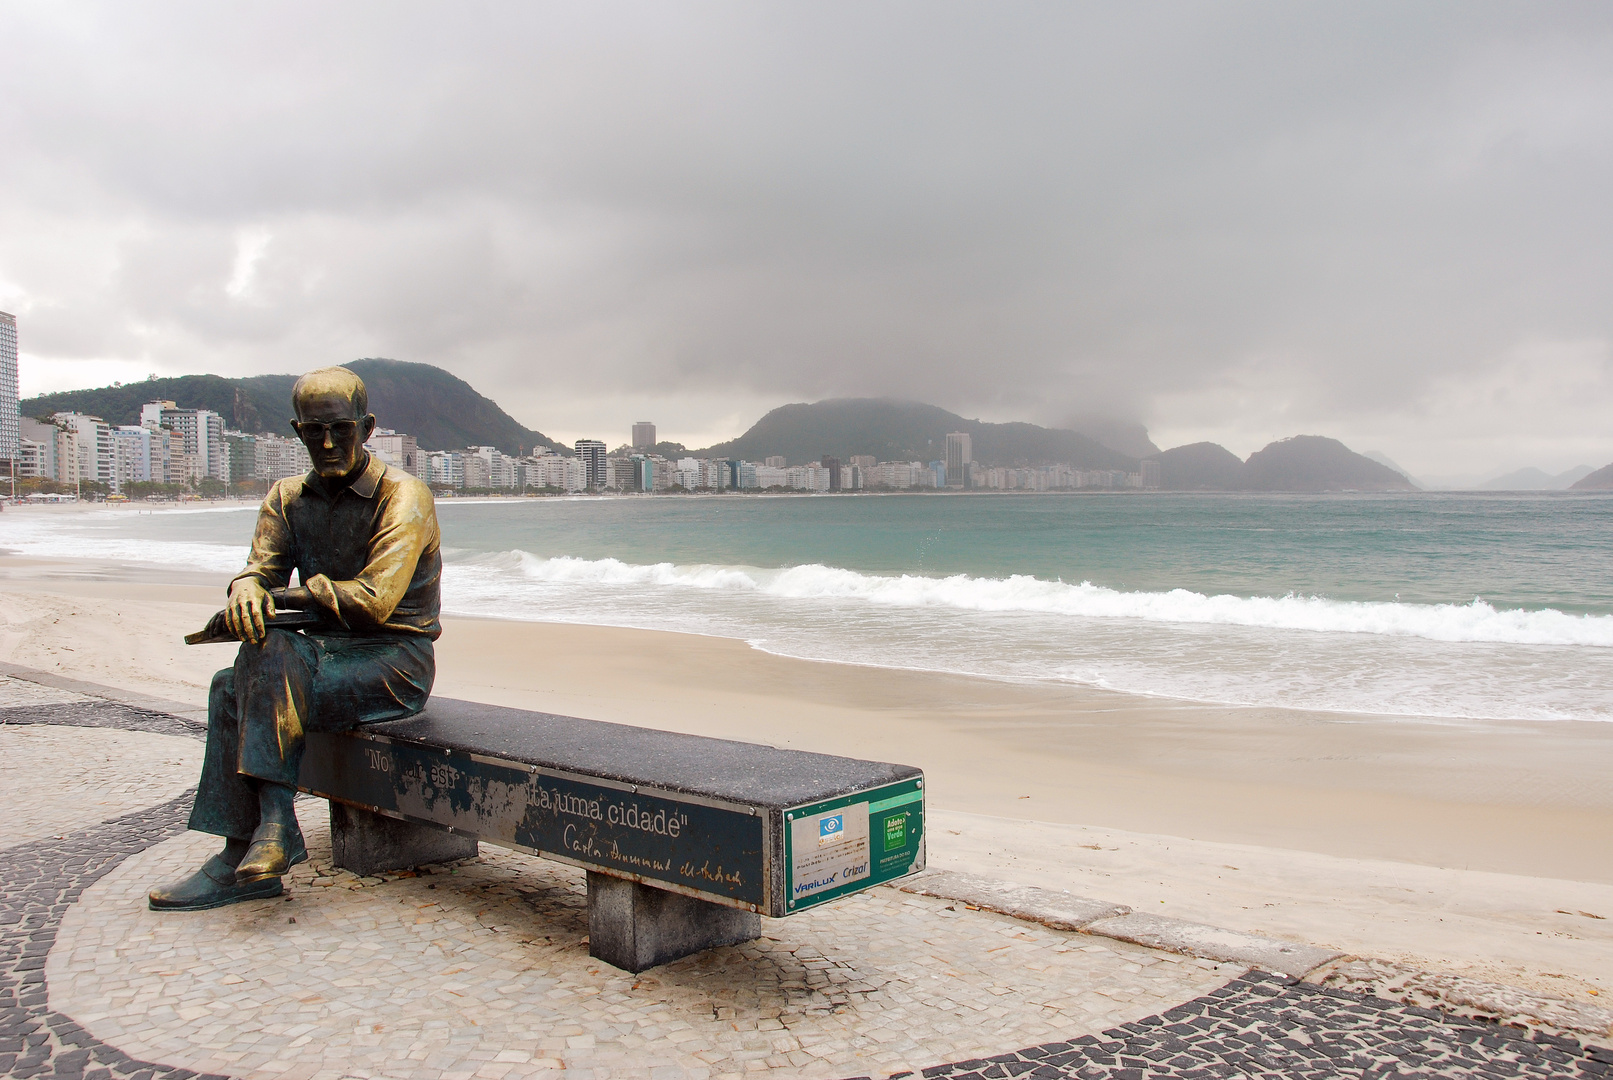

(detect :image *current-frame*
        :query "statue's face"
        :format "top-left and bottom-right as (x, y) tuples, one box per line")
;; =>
(293, 389), (375, 479)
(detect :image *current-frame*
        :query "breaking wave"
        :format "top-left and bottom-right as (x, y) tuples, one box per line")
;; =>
(462, 550), (1613, 648)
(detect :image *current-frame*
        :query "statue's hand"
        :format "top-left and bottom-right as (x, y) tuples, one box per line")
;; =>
(226, 579), (276, 644)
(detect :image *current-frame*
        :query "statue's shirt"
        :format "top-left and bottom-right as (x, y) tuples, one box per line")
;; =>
(234, 453), (442, 638)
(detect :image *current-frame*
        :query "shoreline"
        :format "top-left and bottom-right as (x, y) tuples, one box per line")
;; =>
(1, 551), (1611, 998)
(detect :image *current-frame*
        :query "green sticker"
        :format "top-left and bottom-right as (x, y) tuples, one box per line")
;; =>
(785, 777), (923, 912)
(883, 813), (907, 851)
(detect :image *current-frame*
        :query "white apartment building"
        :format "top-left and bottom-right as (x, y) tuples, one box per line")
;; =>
(523, 453), (586, 492)
(111, 426), (154, 488)
(425, 450), (464, 488)
(461, 453), (491, 489)
(53, 412), (115, 490)
(462, 446), (520, 489)
(255, 433), (312, 482)
(18, 417), (60, 480)
(142, 401), (228, 481)
(780, 464), (832, 492)
(970, 465), (1143, 491)
(364, 429), (421, 476)
(861, 461), (931, 490)
(18, 437), (45, 479)
(751, 465), (789, 489)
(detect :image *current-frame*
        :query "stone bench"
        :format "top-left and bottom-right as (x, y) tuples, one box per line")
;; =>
(296, 697), (926, 972)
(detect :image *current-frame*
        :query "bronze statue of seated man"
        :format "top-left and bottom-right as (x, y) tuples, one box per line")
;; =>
(150, 366), (442, 911)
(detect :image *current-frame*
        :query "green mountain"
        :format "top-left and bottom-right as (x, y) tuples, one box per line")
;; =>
(1155, 436), (1416, 491)
(1156, 442), (1246, 490)
(20, 359), (564, 456)
(693, 398), (1137, 469)
(1240, 435), (1417, 491)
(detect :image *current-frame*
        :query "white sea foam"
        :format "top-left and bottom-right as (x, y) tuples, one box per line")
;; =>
(0, 509), (249, 573)
(476, 550), (1613, 648)
(6, 508), (1609, 723)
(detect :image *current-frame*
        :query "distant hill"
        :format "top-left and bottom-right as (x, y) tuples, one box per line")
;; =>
(1478, 465), (1594, 491)
(1061, 415), (1160, 459)
(1152, 436), (1417, 491)
(1571, 462), (1613, 490)
(1362, 451), (1418, 486)
(19, 359), (564, 456)
(1156, 442), (1247, 490)
(693, 398), (1137, 469)
(1240, 436), (1416, 492)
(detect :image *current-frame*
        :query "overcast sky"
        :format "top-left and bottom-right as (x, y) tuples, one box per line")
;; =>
(3, 2), (1611, 479)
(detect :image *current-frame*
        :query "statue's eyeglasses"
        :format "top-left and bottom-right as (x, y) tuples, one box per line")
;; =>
(292, 419), (361, 441)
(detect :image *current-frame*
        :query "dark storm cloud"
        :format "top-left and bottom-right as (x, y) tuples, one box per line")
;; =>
(2, 2), (1611, 472)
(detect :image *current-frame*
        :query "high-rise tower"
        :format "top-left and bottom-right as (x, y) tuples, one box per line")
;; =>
(632, 421), (656, 450)
(575, 439), (608, 489)
(945, 432), (971, 489)
(0, 312), (17, 482)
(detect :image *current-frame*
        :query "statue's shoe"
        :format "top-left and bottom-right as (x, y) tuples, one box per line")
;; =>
(149, 854), (283, 911)
(235, 821), (309, 884)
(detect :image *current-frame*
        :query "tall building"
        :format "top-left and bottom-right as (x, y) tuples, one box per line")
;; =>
(146, 402), (227, 481)
(821, 455), (842, 492)
(945, 432), (972, 489)
(0, 312), (16, 481)
(632, 421), (656, 450)
(765, 455), (787, 469)
(364, 429), (421, 476)
(112, 426), (155, 488)
(53, 412), (116, 490)
(18, 417), (60, 480)
(425, 450), (465, 488)
(254, 433), (311, 482)
(575, 439), (607, 489)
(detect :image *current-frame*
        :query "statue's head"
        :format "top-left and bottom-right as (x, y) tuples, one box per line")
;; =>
(290, 366), (377, 480)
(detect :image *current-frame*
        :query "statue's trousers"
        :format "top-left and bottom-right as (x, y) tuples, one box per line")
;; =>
(189, 627), (434, 840)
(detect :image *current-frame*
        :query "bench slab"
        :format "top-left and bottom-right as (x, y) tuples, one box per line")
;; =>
(298, 697), (926, 920)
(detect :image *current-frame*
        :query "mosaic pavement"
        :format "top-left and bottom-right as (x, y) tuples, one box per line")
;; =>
(3, 691), (1611, 1078)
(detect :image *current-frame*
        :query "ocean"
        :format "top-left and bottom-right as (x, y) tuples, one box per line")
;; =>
(7, 491), (1611, 724)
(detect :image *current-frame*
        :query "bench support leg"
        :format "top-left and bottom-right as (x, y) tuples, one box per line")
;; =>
(586, 871), (760, 973)
(329, 802), (479, 877)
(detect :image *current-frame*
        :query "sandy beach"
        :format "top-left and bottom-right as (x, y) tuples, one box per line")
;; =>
(2, 537), (1610, 1003)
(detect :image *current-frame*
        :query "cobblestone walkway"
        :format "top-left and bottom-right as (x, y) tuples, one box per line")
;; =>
(0, 726), (200, 851)
(912, 972), (1613, 1079)
(4, 695), (1611, 1079)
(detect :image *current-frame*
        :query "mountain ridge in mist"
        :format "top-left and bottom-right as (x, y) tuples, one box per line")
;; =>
(1478, 465), (1594, 490)
(693, 398), (1138, 470)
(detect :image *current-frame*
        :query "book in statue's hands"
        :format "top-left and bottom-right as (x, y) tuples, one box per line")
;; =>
(184, 608), (323, 645)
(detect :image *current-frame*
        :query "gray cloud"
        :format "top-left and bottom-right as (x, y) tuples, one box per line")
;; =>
(3, 2), (1611, 473)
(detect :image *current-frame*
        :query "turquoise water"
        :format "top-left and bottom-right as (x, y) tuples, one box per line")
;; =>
(426, 492), (1613, 613)
(8, 491), (1612, 723)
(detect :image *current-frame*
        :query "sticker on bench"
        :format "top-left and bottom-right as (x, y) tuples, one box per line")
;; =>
(784, 778), (924, 912)
(790, 802), (871, 903)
